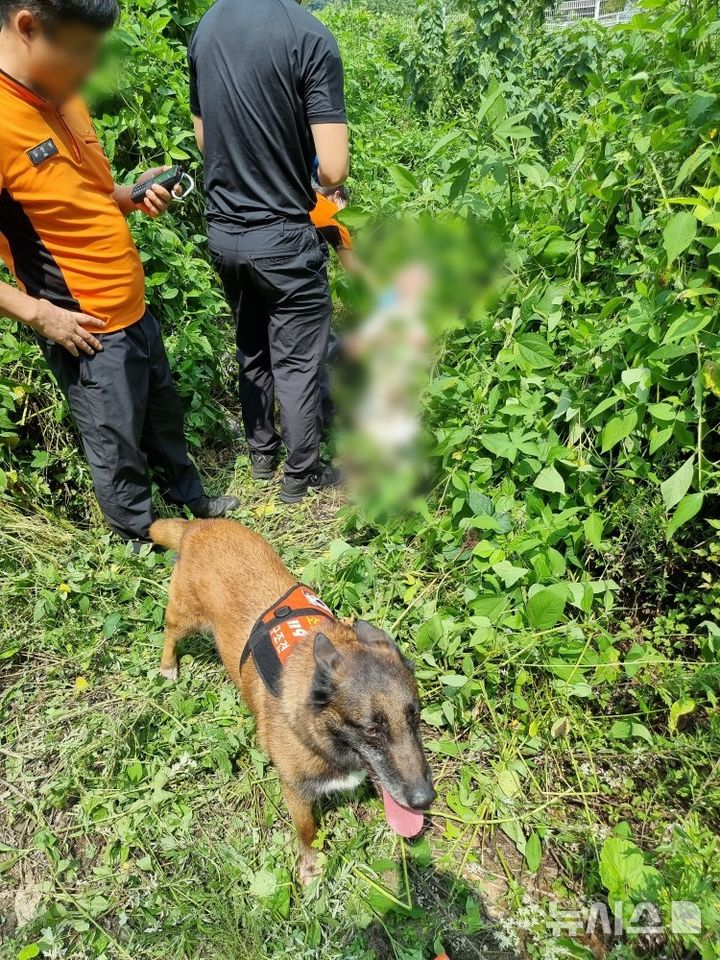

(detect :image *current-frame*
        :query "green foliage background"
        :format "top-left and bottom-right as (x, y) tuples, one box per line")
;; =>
(1, 1), (720, 959)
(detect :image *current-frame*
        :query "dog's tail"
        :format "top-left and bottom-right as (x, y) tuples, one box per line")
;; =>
(149, 518), (190, 553)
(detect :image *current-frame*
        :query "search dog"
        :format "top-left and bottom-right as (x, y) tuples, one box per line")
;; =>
(149, 517), (435, 884)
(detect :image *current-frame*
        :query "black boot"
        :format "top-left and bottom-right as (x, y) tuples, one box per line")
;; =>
(191, 495), (240, 519)
(280, 465), (341, 504)
(251, 453), (278, 480)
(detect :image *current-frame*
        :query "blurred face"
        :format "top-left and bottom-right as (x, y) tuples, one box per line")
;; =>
(331, 190), (348, 211)
(11, 10), (105, 101)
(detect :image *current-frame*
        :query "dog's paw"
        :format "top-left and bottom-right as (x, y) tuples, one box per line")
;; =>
(160, 665), (179, 682)
(298, 852), (321, 887)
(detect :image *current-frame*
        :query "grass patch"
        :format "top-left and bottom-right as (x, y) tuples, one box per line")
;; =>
(2, 455), (718, 959)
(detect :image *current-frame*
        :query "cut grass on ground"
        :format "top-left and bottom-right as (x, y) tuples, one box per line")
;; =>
(1, 454), (718, 959)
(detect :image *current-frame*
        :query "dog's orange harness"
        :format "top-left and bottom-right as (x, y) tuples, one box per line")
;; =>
(240, 584), (337, 695)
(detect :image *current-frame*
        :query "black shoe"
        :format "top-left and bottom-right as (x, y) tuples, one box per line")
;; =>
(279, 465), (342, 504)
(251, 453), (278, 480)
(191, 495), (240, 519)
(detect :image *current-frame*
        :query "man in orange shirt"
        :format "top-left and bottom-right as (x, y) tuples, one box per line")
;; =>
(311, 185), (355, 272)
(0, 0), (238, 545)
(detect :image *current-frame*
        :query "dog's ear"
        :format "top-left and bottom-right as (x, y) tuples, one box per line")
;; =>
(354, 620), (390, 646)
(310, 633), (342, 710)
(314, 632), (343, 671)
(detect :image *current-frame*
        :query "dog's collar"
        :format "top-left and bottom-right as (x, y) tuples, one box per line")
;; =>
(240, 584), (337, 696)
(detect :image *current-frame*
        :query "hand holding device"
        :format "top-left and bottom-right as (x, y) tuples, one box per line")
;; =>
(131, 165), (195, 206)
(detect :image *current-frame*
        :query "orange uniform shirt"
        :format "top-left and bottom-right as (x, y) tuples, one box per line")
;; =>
(310, 192), (352, 251)
(0, 69), (145, 334)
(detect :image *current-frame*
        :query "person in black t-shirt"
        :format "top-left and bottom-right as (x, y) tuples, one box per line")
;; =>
(189, 0), (349, 504)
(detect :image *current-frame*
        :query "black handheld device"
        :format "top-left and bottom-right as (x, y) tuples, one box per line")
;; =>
(131, 165), (189, 205)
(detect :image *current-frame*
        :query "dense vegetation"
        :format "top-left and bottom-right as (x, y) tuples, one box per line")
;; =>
(1, 1), (719, 958)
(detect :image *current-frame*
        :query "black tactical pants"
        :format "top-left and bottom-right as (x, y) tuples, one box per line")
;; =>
(39, 309), (204, 541)
(209, 220), (332, 478)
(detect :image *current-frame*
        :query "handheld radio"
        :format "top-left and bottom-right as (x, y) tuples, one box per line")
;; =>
(131, 165), (195, 205)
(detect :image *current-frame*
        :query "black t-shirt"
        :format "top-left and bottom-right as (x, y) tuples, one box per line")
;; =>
(189, 0), (346, 227)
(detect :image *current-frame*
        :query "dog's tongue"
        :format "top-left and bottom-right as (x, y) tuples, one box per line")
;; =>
(381, 786), (424, 837)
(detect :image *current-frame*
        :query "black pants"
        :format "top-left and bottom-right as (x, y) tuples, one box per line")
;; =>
(209, 221), (332, 478)
(319, 329), (340, 429)
(39, 309), (204, 542)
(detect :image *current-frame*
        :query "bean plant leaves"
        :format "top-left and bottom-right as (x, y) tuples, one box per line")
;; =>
(551, 718), (570, 738)
(337, 206), (370, 229)
(514, 334), (555, 368)
(702, 360), (720, 397)
(473, 594), (509, 620)
(610, 720), (653, 743)
(541, 237), (575, 261)
(525, 832), (542, 874)
(17, 948), (41, 960)
(600, 411), (638, 452)
(526, 585), (567, 630)
(663, 311), (711, 344)
(584, 513), (604, 548)
(469, 490), (494, 515)
(660, 455), (694, 509)
(599, 838), (662, 903)
(426, 128), (463, 158)
(492, 560), (528, 587)
(388, 163), (419, 193)
(666, 492), (704, 539)
(669, 698), (695, 733)
(480, 434), (518, 461)
(249, 868), (278, 898)
(662, 211), (696, 264)
(533, 465), (565, 495)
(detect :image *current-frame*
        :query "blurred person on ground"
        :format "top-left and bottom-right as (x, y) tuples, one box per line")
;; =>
(0, 0), (238, 548)
(338, 260), (431, 521)
(189, 0), (349, 504)
(337, 216), (502, 520)
(349, 263), (431, 453)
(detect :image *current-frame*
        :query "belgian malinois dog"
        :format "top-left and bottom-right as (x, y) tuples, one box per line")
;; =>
(149, 517), (436, 883)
